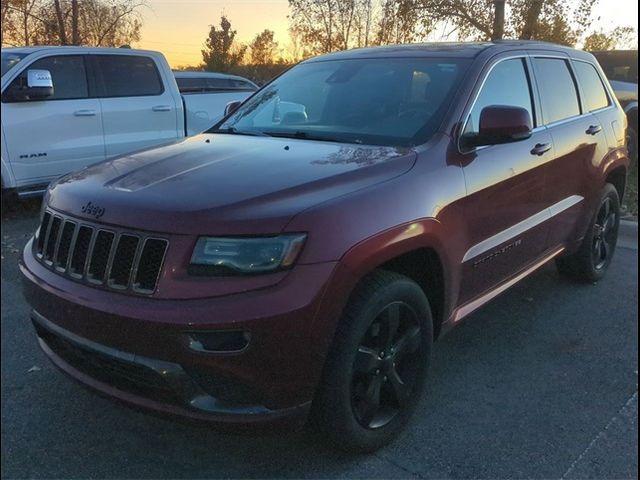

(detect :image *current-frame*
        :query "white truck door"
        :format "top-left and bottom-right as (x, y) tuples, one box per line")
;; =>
(92, 54), (180, 158)
(1, 54), (104, 187)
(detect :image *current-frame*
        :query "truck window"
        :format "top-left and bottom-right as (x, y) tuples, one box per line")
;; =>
(4, 55), (88, 101)
(176, 77), (257, 94)
(464, 58), (535, 135)
(533, 58), (581, 124)
(94, 55), (163, 97)
(574, 61), (610, 112)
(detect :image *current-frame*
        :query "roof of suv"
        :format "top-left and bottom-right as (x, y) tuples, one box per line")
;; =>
(304, 40), (585, 62)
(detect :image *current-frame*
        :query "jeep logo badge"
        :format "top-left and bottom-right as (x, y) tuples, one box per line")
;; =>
(81, 201), (105, 219)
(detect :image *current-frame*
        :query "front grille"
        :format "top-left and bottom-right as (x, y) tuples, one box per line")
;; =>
(35, 210), (168, 295)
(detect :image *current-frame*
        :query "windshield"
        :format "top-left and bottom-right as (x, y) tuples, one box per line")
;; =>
(212, 57), (470, 147)
(1, 52), (28, 77)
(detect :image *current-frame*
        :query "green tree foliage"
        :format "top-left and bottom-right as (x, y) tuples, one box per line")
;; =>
(249, 29), (279, 65)
(201, 15), (247, 72)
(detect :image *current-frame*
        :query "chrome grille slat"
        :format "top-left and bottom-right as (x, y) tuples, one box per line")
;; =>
(108, 234), (140, 289)
(34, 210), (167, 295)
(63, 222), (80, 272)
(36, 212), (52, 257)
(69, 226), (94, 278)
(54, 220), (76, 272)
(87, 230), (116, 284)
(44, 216), (62, 264)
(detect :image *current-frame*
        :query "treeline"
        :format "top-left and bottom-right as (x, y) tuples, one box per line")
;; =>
(1, 0), (143, 48)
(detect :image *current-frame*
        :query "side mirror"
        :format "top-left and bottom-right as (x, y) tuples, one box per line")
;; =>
(224, 100), (242, 116)
(463, 105), (532, 148)
(25, 69), (54, 99)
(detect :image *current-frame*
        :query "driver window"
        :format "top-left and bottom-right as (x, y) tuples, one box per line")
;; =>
(6, 55), (88, 101)
(464, 58), (534, 135)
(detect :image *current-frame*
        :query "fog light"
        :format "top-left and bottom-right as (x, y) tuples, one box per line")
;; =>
(188, 330), (250, 353)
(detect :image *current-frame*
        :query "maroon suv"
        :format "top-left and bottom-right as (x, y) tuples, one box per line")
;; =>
(21, 41), (630, 452)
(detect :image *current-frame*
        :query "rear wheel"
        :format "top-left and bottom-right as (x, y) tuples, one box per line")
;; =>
(556, 184), (620, 283)
(311, 270), (433, 452)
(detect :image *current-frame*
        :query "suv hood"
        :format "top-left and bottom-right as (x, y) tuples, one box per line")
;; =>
(47, 134), (417, 235)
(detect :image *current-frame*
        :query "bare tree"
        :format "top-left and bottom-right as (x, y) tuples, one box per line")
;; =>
(1, 0), (145, 48)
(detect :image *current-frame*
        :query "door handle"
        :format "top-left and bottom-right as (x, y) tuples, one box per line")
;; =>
(530, 143), (552, 156)
(74, 109), (97, 117)
(152, 105), (172, 112)
(586, 125), (602, 135)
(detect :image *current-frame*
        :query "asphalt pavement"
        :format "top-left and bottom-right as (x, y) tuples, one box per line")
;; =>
(1, 199), (637, 479)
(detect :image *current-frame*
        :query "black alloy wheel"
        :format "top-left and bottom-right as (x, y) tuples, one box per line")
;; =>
(592, 196), (618, 271)
(351, 302), (422, 429)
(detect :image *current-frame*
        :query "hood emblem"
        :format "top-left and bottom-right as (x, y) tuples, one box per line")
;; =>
(81, 201), (105, 219)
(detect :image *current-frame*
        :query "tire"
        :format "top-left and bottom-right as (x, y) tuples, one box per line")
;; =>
(311, 270), (433, 453)
(556, 184), (620, 283)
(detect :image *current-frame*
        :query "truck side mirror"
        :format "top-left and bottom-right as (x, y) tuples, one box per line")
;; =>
(25, 69), (54, 100)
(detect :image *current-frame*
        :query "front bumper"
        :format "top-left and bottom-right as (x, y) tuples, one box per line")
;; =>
(21, 240), (354, 426)
(31, 310), (309, 428)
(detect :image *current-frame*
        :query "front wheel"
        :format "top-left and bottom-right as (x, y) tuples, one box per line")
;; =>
(311, 270), (433, 452)
(556, 184), (620, 283)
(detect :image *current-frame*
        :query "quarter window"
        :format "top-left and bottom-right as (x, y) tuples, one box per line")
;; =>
(464, 58), (534, 135)
(533, 58), (581, 124)
(94, 55), (163, 97)
(574, 61), (610, 112)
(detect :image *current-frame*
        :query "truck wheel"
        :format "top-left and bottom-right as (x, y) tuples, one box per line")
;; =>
(556, 184), (620, 283)
(311, 270), (433, 452)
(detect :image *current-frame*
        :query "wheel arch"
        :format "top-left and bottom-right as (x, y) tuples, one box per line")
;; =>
(336, 219), (455, 340)
(605, 165), (627, 203)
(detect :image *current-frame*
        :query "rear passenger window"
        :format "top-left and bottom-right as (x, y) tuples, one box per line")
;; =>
(533, 58), (581, 124)
(464, 58), (534, 135)
(6, 55), (88, 101)
(574, 61), (610, 112)
(94, 55), (163, 97)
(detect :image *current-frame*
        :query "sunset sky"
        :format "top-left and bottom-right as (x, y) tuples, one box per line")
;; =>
(135, 0), (639, 67)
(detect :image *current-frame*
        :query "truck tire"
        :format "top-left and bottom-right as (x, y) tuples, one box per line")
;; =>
(311, 270), (433, 452)
(556, 184), (620, 283)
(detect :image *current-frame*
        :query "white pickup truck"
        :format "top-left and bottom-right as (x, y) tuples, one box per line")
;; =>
(0, 47), (257, 198)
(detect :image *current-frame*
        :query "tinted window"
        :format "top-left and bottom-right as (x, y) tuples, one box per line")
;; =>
(574, 61), (610, 111)
(176, 76), (256, 93)
(464, 58), (534, 135)
(6, 55), (88, 101)
(533, 58), (581, 124)
(95, 55), (163, 97)
(217, 58), (470, 147)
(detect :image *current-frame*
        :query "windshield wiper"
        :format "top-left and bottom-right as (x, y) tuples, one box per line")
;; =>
(267, 131), (362, 144)
(212, 127), (271, 137)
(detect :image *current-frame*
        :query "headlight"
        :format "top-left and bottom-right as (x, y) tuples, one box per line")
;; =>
(189, 234), (307, 276)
